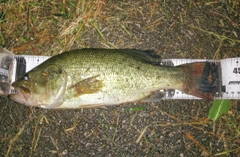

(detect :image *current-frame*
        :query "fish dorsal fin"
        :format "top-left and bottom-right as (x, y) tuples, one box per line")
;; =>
(126, 49), (161, 64)
(80, 48), (161, 64)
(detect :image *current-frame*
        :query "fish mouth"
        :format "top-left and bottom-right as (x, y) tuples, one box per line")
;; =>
(8, 86), (31, 106)
(9, 92), (26, 104)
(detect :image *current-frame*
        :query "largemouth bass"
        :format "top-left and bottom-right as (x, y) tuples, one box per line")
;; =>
(9, 49), (215, 109)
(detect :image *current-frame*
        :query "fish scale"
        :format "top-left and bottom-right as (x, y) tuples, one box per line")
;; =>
(62, 50), (181, 107)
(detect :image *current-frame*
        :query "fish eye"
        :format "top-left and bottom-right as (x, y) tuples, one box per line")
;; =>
(23, 74), (29, 81)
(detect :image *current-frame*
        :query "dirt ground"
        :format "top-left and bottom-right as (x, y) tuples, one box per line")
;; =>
(0, 0), (240, 157)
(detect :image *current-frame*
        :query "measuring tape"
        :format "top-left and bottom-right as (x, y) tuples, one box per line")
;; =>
(0, 47), (239, 99)
(13, 55), (50, 80)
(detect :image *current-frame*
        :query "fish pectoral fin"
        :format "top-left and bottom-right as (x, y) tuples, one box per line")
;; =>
(69, 75), (104, 97)
(139, 91), (165, 102)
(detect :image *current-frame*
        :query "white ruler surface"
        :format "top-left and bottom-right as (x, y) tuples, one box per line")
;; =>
(20, 55), (50, 72)
(221, 58), (240, 99)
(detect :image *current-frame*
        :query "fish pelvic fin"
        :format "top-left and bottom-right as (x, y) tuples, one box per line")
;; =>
(139, 91), (165, 102)
(180, 62), (218, 99)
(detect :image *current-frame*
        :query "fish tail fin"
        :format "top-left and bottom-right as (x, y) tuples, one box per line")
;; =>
(180, 62), (218, 99)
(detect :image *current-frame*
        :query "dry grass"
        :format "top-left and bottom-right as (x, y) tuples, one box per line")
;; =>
(0, 0), (240, 156)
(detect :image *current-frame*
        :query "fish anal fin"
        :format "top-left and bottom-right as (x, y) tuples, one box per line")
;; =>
(69, 75), (104, 97)
(139, 91), (165, 102)
(78, 104), (107, 108)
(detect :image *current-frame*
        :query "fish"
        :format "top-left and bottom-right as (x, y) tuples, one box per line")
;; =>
(8, 48), (216, 109)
